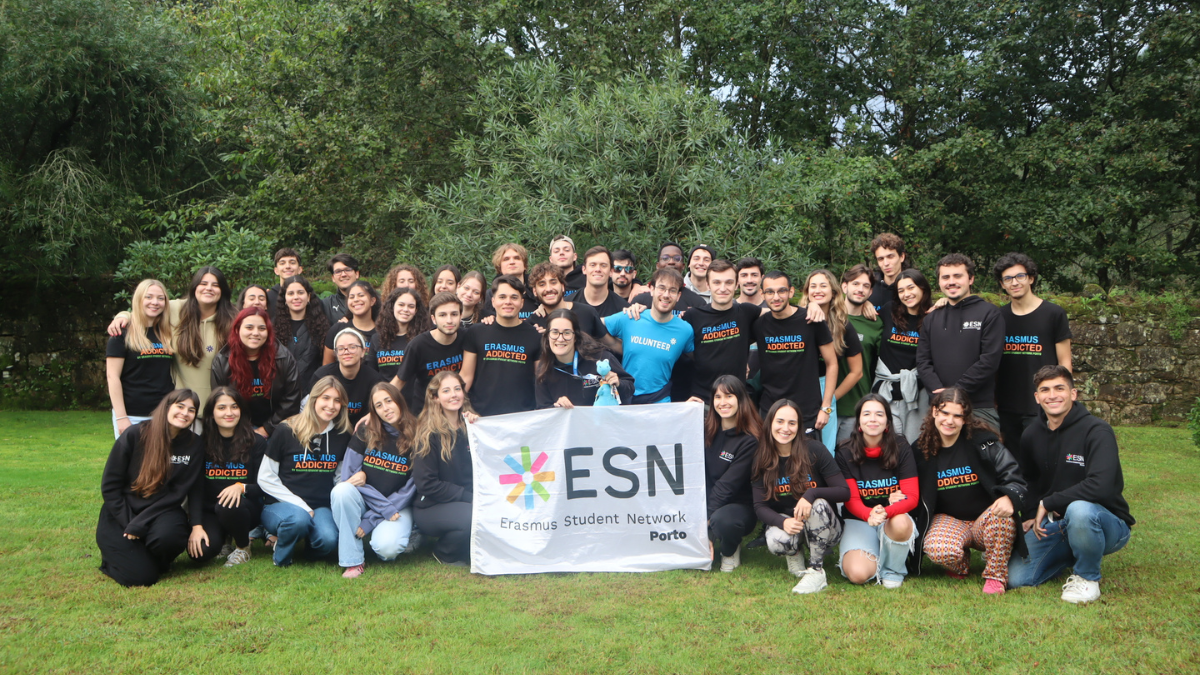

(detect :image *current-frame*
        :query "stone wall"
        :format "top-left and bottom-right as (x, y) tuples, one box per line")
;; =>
(1068, 307), (1200, 426)
(2, 279), (1197, 426)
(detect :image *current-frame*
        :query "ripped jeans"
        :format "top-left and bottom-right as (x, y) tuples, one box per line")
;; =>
(764, 499), (843, 570)
(838, 514), (918, 584)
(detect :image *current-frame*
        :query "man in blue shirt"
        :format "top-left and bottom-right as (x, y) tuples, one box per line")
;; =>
(604, 268), (694, 403)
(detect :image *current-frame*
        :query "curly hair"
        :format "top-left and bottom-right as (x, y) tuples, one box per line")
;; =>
(915, 387), (998, 460)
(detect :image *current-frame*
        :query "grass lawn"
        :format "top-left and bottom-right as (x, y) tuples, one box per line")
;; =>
(0, 412), (1197, 674)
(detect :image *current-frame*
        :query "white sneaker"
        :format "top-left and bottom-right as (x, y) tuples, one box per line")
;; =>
(785, 552), (807, 578)
(881, 576), (904, 589)
(720, 546), (741, 573)
(224, 547), (251, 567)
(792, 568), (827, 594)
(1061, 574), (1101, 604)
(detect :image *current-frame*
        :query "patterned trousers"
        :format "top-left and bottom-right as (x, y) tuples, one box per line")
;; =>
(765, 498), (843, 570)
(923, 511), (1016, 583)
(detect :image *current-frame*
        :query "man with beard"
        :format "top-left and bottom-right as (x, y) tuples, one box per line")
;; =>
(631, 242), (706, 316)
(837, 264), (883, 442)
(574, 246), (630, 319)
(611, 249), (641, 302)
(916, 253), (1004, 427)
(527, 262), (622, 354)
(735, 257), (765, 307)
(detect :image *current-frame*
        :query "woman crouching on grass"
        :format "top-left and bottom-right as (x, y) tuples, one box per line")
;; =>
(412, 371), (479, 566)
(186, 387), (267, 568)
(97, 389), (203, 587)
(836, 394), (920, 589)
(258, 376), (353, 567)
(694, 376), (762, 573)
(331, 383), (420, 578)
(913, 387), (1027, 594)
(751, 399), (848, 594)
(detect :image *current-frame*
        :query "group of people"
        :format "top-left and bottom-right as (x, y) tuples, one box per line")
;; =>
(98, 234), (1133, 603)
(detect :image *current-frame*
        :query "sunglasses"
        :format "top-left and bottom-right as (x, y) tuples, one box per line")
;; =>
(613, 265), (635, 273)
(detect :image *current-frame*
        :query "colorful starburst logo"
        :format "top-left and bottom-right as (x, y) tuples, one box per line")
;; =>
(499, 446), (555, 509)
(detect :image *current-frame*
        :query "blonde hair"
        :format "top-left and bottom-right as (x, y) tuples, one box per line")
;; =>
(413, 371), (476, 462)
(126, 279), (174, 353)
(800, 269), (848, 355)
(284, 376), (351, 451)
(490, 243), (528, 277)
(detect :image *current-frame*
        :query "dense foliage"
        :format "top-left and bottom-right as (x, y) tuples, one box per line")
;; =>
(2, 0), (1197, 291)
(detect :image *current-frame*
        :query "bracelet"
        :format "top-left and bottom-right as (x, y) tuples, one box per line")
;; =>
(116, 416), (129, 421)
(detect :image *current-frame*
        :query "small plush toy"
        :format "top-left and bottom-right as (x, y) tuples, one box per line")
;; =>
(593, 359), (621, 406)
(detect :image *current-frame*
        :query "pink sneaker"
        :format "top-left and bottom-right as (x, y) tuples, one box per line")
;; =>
(983, 579), (1006, 595)
(342, 564), (364, 579)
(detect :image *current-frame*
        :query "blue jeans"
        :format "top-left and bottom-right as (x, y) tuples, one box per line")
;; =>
(1008, 501), (1131, 586)
(818, 376), (836, 454)
(330, 482), (414, 567)
(839, 515), (918, 584)
(261, 502), (338, 566)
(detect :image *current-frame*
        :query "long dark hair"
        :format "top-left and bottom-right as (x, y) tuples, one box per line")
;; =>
(130, 389), (199, 497)
(274, 275), (329, 350)
(751, 399), (812, 502)
(236, 284), (269, 311)
(177, 266), (235, 367)
(916, 387), (998, 460)
(535, 309), (605, 382)
(376, 287), (432, 349)
(890, 268), (933, 333)
(202, 386), (256, 464)
(226, 307), (278, 400)
(362, 382), (417, 453)
(841, 393), (901, 471)
(703, 375), (762, 446)
(342, 279), (381, 322)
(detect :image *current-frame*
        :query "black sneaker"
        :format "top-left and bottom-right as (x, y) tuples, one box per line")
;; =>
(745, 535), (767, 549)
(432, 551), (468, 567)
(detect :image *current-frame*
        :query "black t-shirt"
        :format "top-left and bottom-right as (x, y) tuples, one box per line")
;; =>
(869, 278), (895, 313)
(997, 301), (1072, 415)
(878, 303), (922, 373)
(106, 327), (175, 417)
(835, 438), (919, 522)
(265, 423), (351, 510)
(757, 442), (842, 515)
(463, 321), (542, 415)
(632, 287), (705, 317)
(684, 302), (762, 398)
(311, 362), (385, 427)
(579, 289), (630, 320)
(324, 324), (379, 371)
(349, 429), (412, 496)
(243, 359), (274, 428)
(932, 435), (995, 521)
(752, 310), (833, 415)
(106, 326), (175, 415)
(528, 302), (609, 340)
(818, 320), (863, 377)
(395, 330), (465, 415)
(202, 434), (267, 508)
(374, 333), (411, 382)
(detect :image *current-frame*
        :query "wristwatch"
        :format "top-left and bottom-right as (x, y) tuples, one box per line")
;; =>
(821, 406), (833, 415)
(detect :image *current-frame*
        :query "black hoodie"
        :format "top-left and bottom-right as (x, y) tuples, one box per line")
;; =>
(1020, 401), (1134, 526)
(915, 295), (1004, 409)
(704, 429), (758, 517)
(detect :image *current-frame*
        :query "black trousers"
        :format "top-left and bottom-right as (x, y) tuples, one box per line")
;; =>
(413, 501), (472, 563)
(709, 503), (756, 557)
(189, 501), (263, 563)
(96, 506), (189, 587)
(999, 410), (1039, 472)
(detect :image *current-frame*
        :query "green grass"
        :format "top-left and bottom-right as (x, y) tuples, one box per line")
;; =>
(1, 413), (1197, 674)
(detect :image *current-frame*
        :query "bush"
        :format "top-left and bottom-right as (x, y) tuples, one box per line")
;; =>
(114, 225), (276, 298)
(1189, 398), (1200, 449)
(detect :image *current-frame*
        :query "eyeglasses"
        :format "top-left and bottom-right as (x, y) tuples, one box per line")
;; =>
(1002, 273), (1029, 285)
(336, 345), (363, 354)
(613, 265), (635, 273)
(652, 285), (681, 296)
(658, 255), (683, 263)
(332, 267), (357, 276)
(548, 329), (576, 339)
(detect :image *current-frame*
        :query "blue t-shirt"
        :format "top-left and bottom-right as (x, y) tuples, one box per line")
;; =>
(604, 312), (695, 400)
